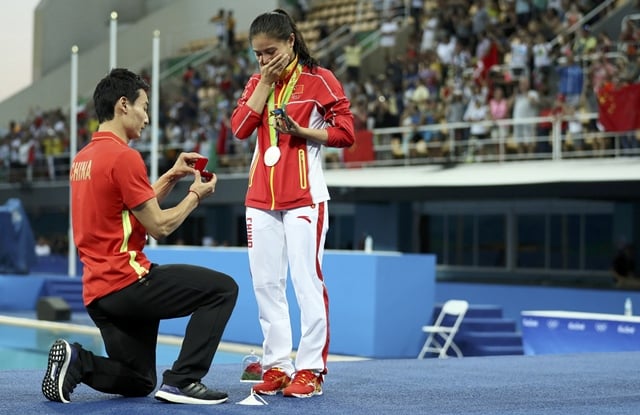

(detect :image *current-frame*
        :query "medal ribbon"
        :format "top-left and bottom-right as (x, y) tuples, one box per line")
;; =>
(267, 59), (301, 147)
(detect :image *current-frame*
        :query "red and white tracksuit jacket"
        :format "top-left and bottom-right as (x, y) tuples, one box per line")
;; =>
(231, 65), (355, 211)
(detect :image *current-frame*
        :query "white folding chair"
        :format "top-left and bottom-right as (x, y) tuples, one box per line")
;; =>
(417, 299), (469, 359)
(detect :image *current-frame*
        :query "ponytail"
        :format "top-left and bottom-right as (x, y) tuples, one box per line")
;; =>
(249, 9), (319, 70)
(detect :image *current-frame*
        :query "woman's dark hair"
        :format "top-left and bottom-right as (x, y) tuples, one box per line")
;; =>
(249, 9), (319, 70)
(93, 68), (150, 123)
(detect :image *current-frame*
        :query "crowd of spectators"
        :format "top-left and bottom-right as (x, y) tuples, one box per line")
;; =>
(1, 0), (639, 185)
(341, 0), (635, 161)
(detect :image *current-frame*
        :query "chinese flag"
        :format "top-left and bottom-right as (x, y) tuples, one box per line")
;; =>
(343, 129), (375, 167)
(480, 41), (499, 81)
(598, 82), (640, 132)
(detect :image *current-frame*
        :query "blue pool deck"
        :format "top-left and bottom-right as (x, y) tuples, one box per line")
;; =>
(0, 312), (256, 370)
(0, 311), (363, 371)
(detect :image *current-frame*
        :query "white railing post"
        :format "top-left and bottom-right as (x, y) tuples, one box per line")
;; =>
(109, 11), (118, 69)
(150, 30), (160, 248)
(551, 118), (561, 161)
(68, 45), (78, 277)
(498, 121), (505, 163)
(448, 126), (455, 161)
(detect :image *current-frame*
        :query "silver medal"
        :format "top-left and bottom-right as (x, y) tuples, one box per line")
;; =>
(264, 146), (281, 166)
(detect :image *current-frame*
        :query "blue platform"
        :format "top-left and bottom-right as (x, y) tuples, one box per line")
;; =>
(4, 247), (640, 358)
(0, 247), (436, 359)
(521, 310), (640, 355)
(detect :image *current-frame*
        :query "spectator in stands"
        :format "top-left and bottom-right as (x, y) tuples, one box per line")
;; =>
(295, 0), (310, 21)
(436, 34), (457, 80)
(511, 76), (539, 154)
(420, 12), (439, 53)
(352, 96), (369, 131)
(317, 20), (330, 42)
(41, 68), (238, 405)
(563, 96), (586, 151)
(619, 18), (640, 57)
(515, 0), (532, 27)
(445, 88), (467, 148)
(41, 128), (63, 180)
(18, 132), (36, 183)
(379, 13), (399, 60)
(401, 101), (422, 146)
(386, 54), (408, 114)
(540, 8), (564, 38)
(423, 96), (444, 143)
(536, 88), (556, 153)
(623, 51), (640, 83)
(472, 0), (490, 40)
(453, 8), (473, 50)
(508, 30), (531, 79)
(612, 243), (640, 289)
(588, 52), (618, 99)
(226, 10), (236, 51)
(0, 136), (9, 180)
(556, 53), (584, 108)
(210, 9), (226, 47)
(547, 0), (564, 15)
(500, 1), (519, 38)
(531, 0), (548, 19)
(450, 42), (472, 82)
(571, 25), (597, 56)
(8, 128), (22, 181)
(410, 0), (424, 36)
(595, 33), (614, 55)
(489, 85), (511, 143)
(343, 37), (363, 83)
(410, 73), (432, 112)
(549, 92), (569, 145)
(35, 235), (51, 256)
(563, 3), (583, 30)
(372, 92), (400, 129)
(230, 9), (354, 399)
(463, 94), (490, 160)
(532, 32), (554, 89)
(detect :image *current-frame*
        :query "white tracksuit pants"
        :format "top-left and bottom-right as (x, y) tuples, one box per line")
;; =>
(246, 203), (329, 376)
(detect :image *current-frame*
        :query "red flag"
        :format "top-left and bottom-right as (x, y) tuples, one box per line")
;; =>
(217, 117), (228, 155)
(28, 142), (36, 165)
(598, 82), (640, 132)
(342, 129), (374, 167)
(480, 41), (499, 81)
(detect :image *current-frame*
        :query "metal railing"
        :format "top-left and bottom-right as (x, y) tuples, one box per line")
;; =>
(346, 112), (639, 169)
(3, 111), (638, 186)
(548, 0), (619, 48)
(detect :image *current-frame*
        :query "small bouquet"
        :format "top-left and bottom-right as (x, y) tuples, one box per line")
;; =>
(240, 351), (262, 383)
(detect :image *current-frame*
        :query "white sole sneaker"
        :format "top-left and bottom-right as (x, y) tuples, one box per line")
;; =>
(42, 339), (72, 403)
(154, 382), (228, 405)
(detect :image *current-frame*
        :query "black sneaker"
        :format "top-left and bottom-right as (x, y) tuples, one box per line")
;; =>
(41, 339), (82, 403)
(154, 382), (228, 405)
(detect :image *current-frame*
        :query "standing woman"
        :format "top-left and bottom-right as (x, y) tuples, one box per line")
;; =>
(231, 9), (355, 398)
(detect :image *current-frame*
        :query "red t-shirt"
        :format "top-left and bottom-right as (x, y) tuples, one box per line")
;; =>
(70, 131), (155, 305)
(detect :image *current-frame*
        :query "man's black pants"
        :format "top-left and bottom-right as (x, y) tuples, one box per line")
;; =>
(79, 264), (238, 396)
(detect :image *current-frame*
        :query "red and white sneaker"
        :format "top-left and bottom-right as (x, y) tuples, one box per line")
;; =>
(282, 370), (323, 398)
(252, 368), (291, 395)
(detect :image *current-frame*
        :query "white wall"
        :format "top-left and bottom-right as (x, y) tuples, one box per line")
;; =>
(34, 0), (151, 79)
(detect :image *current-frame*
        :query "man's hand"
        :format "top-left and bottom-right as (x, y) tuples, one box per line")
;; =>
(168, 152), (202, 180)
(189, 170), (217, 201)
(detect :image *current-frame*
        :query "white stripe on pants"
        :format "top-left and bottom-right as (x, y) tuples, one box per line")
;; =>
(246, 203), (329, 376)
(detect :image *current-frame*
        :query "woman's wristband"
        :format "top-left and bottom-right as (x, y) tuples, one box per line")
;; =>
(188, 189), (200, 205)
